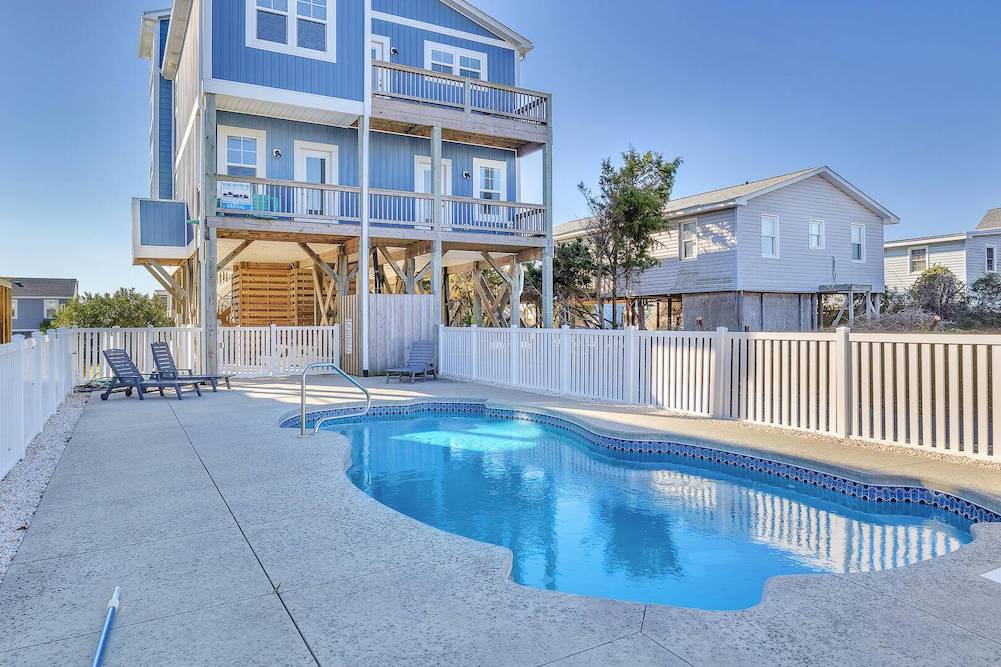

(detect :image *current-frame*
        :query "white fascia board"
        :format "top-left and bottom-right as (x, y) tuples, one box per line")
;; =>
(664, 202), (740, 219)
(371, 11), (515, 51)
(205, 78), (364, 118)
(161, 0), (194, 79)
(884, 233), (968, 249)
(439, 0), (533, 55)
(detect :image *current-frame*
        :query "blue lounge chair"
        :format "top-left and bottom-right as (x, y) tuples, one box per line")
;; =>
(150, 341), (232, 391)
(100, 349), (202, 400)
(386, 340), (437, 383)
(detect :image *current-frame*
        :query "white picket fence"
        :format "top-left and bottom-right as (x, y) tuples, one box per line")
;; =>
(0, 331), (75, 479)
(439, 326), (1001, 462)
(72, 325), (339, 382)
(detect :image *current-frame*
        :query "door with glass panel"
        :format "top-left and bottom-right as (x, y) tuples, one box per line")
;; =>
(294, 143), (338, 218)
(414, 156), (451, 226)
(474, 161), (506, 227)
(370, 37), (390, 93)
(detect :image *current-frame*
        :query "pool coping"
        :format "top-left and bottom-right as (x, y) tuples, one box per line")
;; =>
(283, 398), (1001, 522)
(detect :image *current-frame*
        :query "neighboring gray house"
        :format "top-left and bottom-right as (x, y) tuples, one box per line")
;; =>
(555, 166), (898, 331)
(12, 278), (78, 336)
(884, 208), (1001, 292)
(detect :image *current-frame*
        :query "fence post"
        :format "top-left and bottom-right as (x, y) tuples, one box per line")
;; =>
(146, 325), (155, 373)
(269, 323), (279, 377)
(624, 326), (638, 404)
(559, 325), (570, 395)
(469, 325), (478, 380)
(509, 327), (520, 387)
(435, 324), (443, 377)
(834, 326), (852, 439)
(711, 327), (730, 418)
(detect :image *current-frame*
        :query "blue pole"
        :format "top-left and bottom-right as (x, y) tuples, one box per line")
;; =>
(92, 587), (120, 667)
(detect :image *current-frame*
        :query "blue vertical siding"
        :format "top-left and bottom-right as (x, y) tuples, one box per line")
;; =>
(373, 0), (501, 39)
(157, 18), (174, 199)
(139, 200), (190, 246)
(217, 112), (359, 184)
(369, 131), (516, 199)
(212, 0), (364, 101)
(372, 19), (515, 85)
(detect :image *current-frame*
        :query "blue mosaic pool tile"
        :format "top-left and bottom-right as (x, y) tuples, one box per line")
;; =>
(286, 401), (1001, 523)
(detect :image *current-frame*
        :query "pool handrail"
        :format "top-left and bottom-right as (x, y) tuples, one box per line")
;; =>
(299, 362), (371, 436)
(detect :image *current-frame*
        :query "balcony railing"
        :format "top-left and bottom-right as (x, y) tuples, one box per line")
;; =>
(372, 60), (550, 125)
(215, 175), (547, 238)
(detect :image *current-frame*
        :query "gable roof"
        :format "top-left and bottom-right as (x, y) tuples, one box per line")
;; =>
(12, 278), (78, 299)
(662, 166), (898, 223)
(441, 0), (534, 54)
(977, 208), (1001, 230)
(556, 166), (898, 241)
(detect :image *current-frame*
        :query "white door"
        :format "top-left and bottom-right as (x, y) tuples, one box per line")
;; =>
(414, 156), (451, 225)
(370, 37), (390, 93)
(294, 141), (338, 217)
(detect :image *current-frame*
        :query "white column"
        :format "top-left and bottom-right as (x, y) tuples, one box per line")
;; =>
(542, 141), (554, 328)
(431, 125), (443, 325)
(358, 115), (371, 375)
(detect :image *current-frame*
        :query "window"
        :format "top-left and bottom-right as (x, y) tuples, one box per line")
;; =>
(217, 126), (266, 178)
(761, 214), (779, 258)
(11, 299), (16, 320)
(43, 299), (59, 320)
(472, 158), (507, 219)
(246, 0), (336, 61)
(909, 247), (928, 273)
(808, 218), (825, 250)
(988, 245), (996, 273)
(679, 220), (698, 260)
(851, 223), (866, 262)
(423, 42), (487, 80)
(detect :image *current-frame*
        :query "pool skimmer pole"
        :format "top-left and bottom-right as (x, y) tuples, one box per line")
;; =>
(92, 586), (120, 667)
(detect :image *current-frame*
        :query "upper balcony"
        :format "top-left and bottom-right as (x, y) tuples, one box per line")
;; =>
(210, 175), (547, 247)
(370, 61), (552, 152)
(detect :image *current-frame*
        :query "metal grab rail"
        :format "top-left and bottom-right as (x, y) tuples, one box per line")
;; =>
(299, 362), (371, 437)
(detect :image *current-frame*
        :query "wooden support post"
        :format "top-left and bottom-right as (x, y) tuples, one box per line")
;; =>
(542, 140), (554, 328)
(358, 114), (371, 375)
(509, 257), (523, 329)
(472, 263), (483, 326)
(431, 124), (444, 324)
(201, 93), (218, 374)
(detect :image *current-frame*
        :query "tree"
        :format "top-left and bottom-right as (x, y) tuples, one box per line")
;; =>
(524, 239), (596, 326)
(578, 147), (682, 328)
(48, 288), (174, 329)
(967, 272), (1001, 329)
(907, 266), (966, 321)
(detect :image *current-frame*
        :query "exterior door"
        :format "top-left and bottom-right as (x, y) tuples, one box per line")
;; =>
(294, 142), (338, 217)
(414, 156), (451, 224)
(370, 37), (390, 93)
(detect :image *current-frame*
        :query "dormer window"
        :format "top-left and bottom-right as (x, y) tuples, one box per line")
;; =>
(246, 0), (336, 62)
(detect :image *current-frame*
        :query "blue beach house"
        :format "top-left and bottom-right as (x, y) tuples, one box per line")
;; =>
(133, 0), (554, 375)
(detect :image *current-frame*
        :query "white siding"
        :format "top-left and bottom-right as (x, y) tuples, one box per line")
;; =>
(965, 231), (1001, 286)
(735, 175), (886, 293)
(631, 209), (738, 295)
(883, 240), (966, 292)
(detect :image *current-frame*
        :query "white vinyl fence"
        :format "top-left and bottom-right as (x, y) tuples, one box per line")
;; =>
(439, 326), (1001, 462)
(0, 331), (74, 479)
(72, 325), (339, 381)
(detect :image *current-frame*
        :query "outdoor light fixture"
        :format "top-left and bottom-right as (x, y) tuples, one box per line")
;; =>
(273, 148), (282, 158)
(390, 47), (399, 55)
(463, 171), (471, 179)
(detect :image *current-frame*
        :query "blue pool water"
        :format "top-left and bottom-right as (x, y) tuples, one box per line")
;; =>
(331, 412), (975, 610)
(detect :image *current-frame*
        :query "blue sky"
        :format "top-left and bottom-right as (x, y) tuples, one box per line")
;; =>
(1, 0), (999, 293)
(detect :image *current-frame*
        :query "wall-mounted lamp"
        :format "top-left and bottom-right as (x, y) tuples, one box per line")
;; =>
(273, 148), (282, 159)
(390, 47), (399, 55)
(462, 171), (471, 179)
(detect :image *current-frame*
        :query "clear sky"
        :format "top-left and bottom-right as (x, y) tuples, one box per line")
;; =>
(1, 0), (999, 294)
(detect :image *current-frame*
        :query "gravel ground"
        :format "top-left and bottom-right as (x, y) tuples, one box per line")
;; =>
(0, 392), (87, 583)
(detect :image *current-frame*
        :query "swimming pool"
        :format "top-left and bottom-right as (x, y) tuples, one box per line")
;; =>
(312, 405), (990, 610)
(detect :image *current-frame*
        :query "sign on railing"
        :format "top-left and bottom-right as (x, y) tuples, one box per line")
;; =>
(438, 326), (1001, 462)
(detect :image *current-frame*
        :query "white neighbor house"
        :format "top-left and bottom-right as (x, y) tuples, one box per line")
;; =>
(884, 208), (1001, 293)
(555, 166), (899, 331)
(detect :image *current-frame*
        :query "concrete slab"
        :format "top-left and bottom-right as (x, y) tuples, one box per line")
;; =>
(0, 528), (272, 652)
(547, 633), (688, 666)
(281, 548), (644, 666)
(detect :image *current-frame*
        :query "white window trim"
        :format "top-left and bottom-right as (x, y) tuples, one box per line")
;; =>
(987, 244), (997, 273)
(245, 0), (337, 63)
(43, 299), (59, 320)
(679, 219), (698, 261)
(413, 155), (453, 195)
(11, 299), (17, 320)
(908, 246), (929, 274)
(293, 140), (339, 184)
(217, 126), (267, 178)
(761, 214), (780, 259)
(808, 218), (825, 250)
(472, 158), (507, 200)
(423, 40), (488, 80)
(851, 223), (866, 263)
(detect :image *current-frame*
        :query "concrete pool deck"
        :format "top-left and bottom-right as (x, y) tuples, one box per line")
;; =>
(2, 376), (1000, 665)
